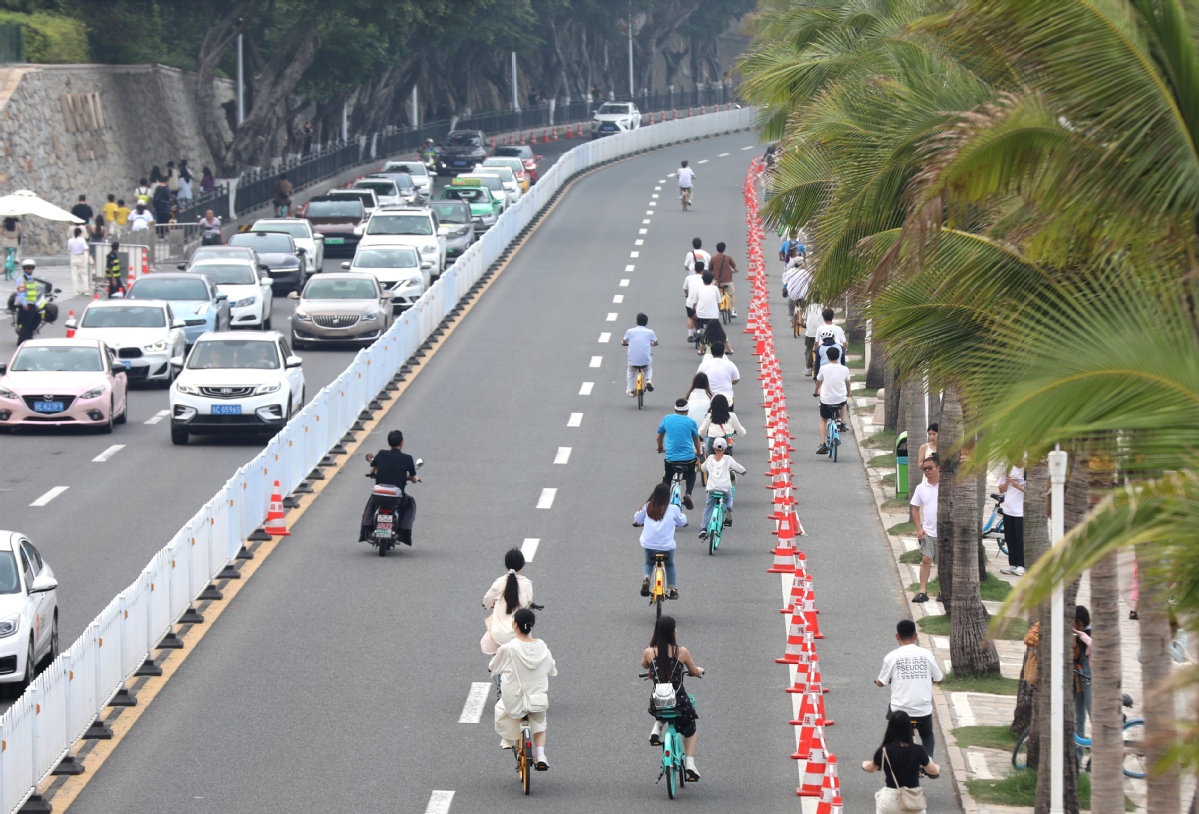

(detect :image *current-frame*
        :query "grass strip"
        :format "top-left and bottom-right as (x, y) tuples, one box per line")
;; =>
(940, 671), (1020, 696)
(952, 724), (1018, 751)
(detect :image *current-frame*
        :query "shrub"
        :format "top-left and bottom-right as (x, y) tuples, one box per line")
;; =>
(0, 11), (89, 63)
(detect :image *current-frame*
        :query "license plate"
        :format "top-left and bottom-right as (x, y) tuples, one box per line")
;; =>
(325, 237), (344, 245)
(212, 404), (242, 415)
(374, 526), (393, 536)
(602, 124), (617, 131)
(453, 160), (466, 166)
(33, 401), (63, 413)
(120, 360), (131, 370)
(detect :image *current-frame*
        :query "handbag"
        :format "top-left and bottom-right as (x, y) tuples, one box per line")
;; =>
(651, 655), (679, 710)
(882, 747), (927, 811)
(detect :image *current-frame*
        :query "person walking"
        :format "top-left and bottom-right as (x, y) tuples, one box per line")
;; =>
(152, 179), (172, 233)
(200, 167), (216, 194)
(633, 483), (688, 599)
(133, 178), (153, 207)
(127, 202), (154, 235)
(70, 194), (94, 227)
(999, 461), (1026, 576)
(177, 161), (194, 209)
(875, 619), (944, 757)
(909, 454), (940, 603)
(708, 241), (739, 318)
(862, 710), (940, 814)
(67, 226), (91, 297)
(489, 608), (556, 770)
(1073, 605), (1092, 768)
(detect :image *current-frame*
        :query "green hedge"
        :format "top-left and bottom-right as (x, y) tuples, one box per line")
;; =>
(0, 11), (88, 64)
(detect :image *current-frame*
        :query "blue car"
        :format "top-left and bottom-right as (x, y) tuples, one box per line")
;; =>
(125, 273), (231, 346)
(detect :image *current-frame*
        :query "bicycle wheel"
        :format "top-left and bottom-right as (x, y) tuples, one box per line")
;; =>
(709, 505), (722, 555)
(522, 733), (532, 794)
(664, 749), (677, 799)
(1012, 729), (1030, 770)
(655, 594), (663, 619)
(720, 306), (729, 325)
(793, 313), (801, 338)
(1122, 718), (1147, 778)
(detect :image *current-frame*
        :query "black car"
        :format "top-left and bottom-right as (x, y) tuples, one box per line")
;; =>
(437, 130), (488, 176)
(226, 232), (305, 291)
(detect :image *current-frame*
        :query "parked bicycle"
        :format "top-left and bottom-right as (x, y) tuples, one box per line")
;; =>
(981, 492), (1008, 557)
(1012, 693), (1145, 779)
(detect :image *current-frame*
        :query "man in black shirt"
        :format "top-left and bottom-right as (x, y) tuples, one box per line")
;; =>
(71, 194), (94, 226)
(360, 430), (420, 544)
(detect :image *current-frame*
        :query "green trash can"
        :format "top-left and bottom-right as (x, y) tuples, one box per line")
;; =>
(896, 431), (909, 498)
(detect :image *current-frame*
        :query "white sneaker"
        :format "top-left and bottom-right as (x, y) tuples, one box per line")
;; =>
(1001, 566), (1019, 575)
(650, 721), (663, 745)
(626, 390), (635, 397)
(1014, 566), (1026, 576)
(684, 756), (700, 781)
(500, 738), (514, 750)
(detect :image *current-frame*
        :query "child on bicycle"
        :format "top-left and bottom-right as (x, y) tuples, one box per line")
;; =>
(699, 438), (745, 537)
(622, 312), (659, 397)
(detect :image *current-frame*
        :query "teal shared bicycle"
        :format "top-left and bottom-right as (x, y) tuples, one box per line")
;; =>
(3, 247), (16, 281)
(703, 485), (733, 555)
(641, 671), (702, 799)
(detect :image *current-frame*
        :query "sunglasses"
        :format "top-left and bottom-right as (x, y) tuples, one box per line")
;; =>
(921, 465), (936, 472)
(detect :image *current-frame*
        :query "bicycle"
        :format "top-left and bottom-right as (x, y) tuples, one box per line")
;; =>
(680, 186), (692, 211)
(666, 462), (688, 509)
(632, 364), (649, 410)
(3, 247), (16, 281)
(790, 299), (805, 338)
(640, 671), (703, 798)
(647, 552), (670, 618)
(693, 319), (708, 356)
(705, 487), (732, 555)
(981, 492), (1008, 557)
(824, 410), (841, 463)
(511, 714), (535, 794)
(1012, 696), (1145, 780)
(719, 286), (732, 325)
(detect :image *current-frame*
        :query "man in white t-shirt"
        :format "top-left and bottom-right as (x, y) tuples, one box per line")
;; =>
(677, 160), (696, 200)
(693, 272), (721, 323)
(909, 454), (940, 603)
(998, 462), (1026, 576)
(876, 618), (944, 756)
(621, 312), (659, 396)
(696, 341), (739, 406)
(802, 301), (823, 377)
(682, 261), (705, 342)
(814, 346), (850, 454)
(127, 203), (155, 233)
(813, 308), (849, 389)
(684, 236), (711, 273)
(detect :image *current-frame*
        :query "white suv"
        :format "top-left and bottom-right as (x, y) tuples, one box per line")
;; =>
(169, 331), (305, 445)
(356, 207), (447, 278)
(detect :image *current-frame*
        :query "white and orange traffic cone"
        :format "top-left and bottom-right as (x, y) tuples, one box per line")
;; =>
(815, 756), (842, 813)
(264, 480), (290, 536)
(65, 310), (75, 338)
(794, 726), (827, 795)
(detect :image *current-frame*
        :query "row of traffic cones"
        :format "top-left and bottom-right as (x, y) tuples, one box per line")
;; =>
(742, 159), (841, 810)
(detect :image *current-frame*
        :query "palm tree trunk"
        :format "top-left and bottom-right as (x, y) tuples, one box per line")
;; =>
(1139, 559), (1181, 813)
(950, 438), (1001, 675)
(901, 370), (925, 496)
(865, 327), (887, 389)
(884, 365), (901, 432)
(1033, 578), (1080, 814)
(1089, 549), (1124, 814)
(1014, 459), (1049, 744)
(936, 388), (959, 615)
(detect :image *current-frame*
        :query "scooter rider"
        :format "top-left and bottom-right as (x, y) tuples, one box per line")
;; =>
(361, 429), (420, 544)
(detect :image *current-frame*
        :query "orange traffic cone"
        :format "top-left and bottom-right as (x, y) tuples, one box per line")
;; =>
(264, 480), (290, 536)
(776, 611), (811, 664)
(65, 310), (75, 338)
(767, 511), (800, 573)
(815, 756), (842, 813)
(795, 726), (827, 796)
(565, 124), (573, 139)
(801, 582), (823, 638)
(575, 122), (584, 138)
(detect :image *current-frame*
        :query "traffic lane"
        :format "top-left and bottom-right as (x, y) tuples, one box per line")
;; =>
(67, 134), (802, 813)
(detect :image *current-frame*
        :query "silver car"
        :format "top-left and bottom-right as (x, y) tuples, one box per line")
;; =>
(66, 300), (187, 386)
(289, 273), (394, 348)
(341, 242), (428, 311)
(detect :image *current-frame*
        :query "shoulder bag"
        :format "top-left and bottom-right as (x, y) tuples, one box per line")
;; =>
(507, 649), (549, 715)
(882, 747), (927, 811)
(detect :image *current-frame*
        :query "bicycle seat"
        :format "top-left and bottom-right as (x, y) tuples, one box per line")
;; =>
(990, 493), (1003, 501)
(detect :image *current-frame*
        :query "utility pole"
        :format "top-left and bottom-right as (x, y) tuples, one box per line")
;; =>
(236, 24), (244, 126)
(627, 7), (634, 98)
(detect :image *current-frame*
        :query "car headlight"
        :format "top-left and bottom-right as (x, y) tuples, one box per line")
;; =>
(0, 386), (16, 399)
(456, 226), (470, 237)
(176, 383), (200, 395)
(254, 382), (282, 395)
(80, 385), (108, 400)
(0, 616), (19, 638)
(400, 277), (422, 289)
(361, 312), (379, 321)
(234, 297), (256, 308)
(294, 311), (312, 322)
(421, 244), (437, 254)
(144, 340), (170, 352)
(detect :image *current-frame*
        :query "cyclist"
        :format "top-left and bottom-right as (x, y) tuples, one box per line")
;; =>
(814, 346), (850, 455)
(696, 340), (739, 408)
(782, 251), (811, 324)
(657, 399), (703, 510)
(683, 237), (710, 273)
(489, 608), (556, 770)
(683, 372), (713, 426)
(481, 548), (534, 655)
(697, 318), (734, 358)
(698, 437), (745, 537)
(622, 312), (659, 397)
(708, 241), (738, 319)
(875, 619), (943, 757)
(641, 615), (704, 780)
(682, 256), (704, 343)
(199, 210), (223, 245)
(677, 160), (696, 206)
(273, 173), (294, 217)
(634, 483), (688, 599)
(697, 394), (747, 456)
(811, 308), (848, 390)
(14, 259), (47, 345)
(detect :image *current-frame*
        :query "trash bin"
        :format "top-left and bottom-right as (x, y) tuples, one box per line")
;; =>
(895, 431), (909, 498)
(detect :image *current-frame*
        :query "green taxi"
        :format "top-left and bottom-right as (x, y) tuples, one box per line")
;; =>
(440, 177), (503, 232)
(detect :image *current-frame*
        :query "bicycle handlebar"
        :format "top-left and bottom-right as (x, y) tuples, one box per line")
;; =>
(638, 671), (704, 679)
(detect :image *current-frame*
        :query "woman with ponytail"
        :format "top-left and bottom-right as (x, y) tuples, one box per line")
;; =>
(489, 608), (556, 770)
(481, 548), (533, 655)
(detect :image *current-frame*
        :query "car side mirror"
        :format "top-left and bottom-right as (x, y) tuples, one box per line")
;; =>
(259, 264), (269, 273)
(297, 247), (307, 255)
(421, 262), (433, 270)
(285, 355), (303, 369)
(215, 292), (228, 301)
(28, 574), (57, 595)
(64, 318), (77, 329)
(0, 363), (7, 375)
(288, 291), (299, 300)
(314, 234), (324, 241)
(171, 319), (185, 329)
(111, 364), (126, 376)
(340, 262), (351, 270)
(176, 263), (186, 271)
(170, 355), (184, 370)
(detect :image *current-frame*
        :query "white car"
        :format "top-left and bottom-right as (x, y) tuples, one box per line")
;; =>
(471, 166), (522, 206)
(169, 331), (305, 445)
(380, 160), (432, 199)
(326, 187), (380, 219)
(356, 207), (446, 277)
(592, 102), (642, 137)
(249, 218), (325, 278)
(0, 532), (58, 690)
(66, 300), (187, 386)
(353, 178), (403, 208)
(342, 242), (428, 310)
(188, 259), (274, 330)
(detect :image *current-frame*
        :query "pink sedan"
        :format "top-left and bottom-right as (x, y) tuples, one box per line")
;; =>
(0, 339), (129, 432)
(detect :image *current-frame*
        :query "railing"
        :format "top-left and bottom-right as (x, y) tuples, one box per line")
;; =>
(0, 104), (756, 814)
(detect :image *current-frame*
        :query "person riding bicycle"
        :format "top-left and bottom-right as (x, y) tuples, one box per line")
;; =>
(657, 399), (703, 510)
(682, 253), (706, 343)
(708, 241), (739, 319)
(677, 160), (696, 204)
(642, 615), (704, 780)
(782, 249), (811, 319)
(622, 312), (659, 397)
(698, 438), (745, 538)
(875, 619), (943, 758)
(697, 394), (746, 456)
(13, 260), (47, 345)
(489, 608), (556, 770)
(696, 340), (739, 409)
(690, 271), (722, 354)
(105, 240), (127, 298)
(815, 346), (851, 455)
(274, 174), (294, 216)
(481, 548), (534, 655)
(360, 429), (420, 544)
(811, 308), (848, 385)
(634, 483), (687, 599)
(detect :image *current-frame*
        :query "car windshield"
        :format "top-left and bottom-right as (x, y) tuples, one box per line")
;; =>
(329, 191), (374, 208)
(429, 202), (469, 224)
(305, 278), (379, 299)
(193, 264), (256, 285)
(443, 188), (486, 203)
(598, 103), (631, 115)
(494, 147), (531, 159)
(191, 247), (251, 264)
(229, 233), (292, 253)
(0, 553), (18, 595)
(480, 168), (515, 183)
(11, 345), (104, 372)
(355, 180), (397, 197)
(187, 340), (279, 370)
(375, 174), (415, 190)
(485, 158), (523, 175)
(81, 305), (166, 329)
(384, 162), (427, 177)
(254, 221), (309, 239)
(366, 214), (432, 236)
(353, 247), (419, 269)
(128, 277), (210, 301)
(462, 175), (502, 191)
(447, 132), (482, 147)
(305, 200), (362, 218)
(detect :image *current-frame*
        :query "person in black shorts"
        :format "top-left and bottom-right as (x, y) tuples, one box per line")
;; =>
(361, 429), (420, 543)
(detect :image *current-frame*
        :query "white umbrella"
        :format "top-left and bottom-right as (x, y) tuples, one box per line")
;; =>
(0, 190), (85, 223)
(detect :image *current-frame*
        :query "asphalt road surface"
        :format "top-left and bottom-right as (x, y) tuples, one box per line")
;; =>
(62, 134), (960, 813)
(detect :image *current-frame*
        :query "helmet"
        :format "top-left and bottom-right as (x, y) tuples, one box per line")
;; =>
(20, 258), (35, 270)
(425, 138), (434, 146)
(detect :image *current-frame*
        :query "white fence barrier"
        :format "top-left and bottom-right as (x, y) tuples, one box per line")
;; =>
(0, 105), (756, 814)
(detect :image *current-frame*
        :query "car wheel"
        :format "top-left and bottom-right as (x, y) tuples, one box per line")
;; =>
(262, 313), (272, 331)
(101, 399), (114, 434)
(171, 426), (189, 445)
(115, 395), (128, 425)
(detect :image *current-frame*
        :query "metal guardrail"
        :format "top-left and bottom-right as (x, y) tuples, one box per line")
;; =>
(0, 105), (757, 814)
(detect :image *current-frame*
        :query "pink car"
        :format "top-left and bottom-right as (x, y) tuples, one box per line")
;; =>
(0, 338), (129, 432)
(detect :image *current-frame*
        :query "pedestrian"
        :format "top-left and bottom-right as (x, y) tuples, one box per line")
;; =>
(177, 161), (194, 209)
(128, 202), (154, 234)
(200, 167), (216, 194)
(113, 199), (130, 238)
(633, 483), (688, 599)
(67, 226), (90, 297)
(622, 312), (659, 396)
(698, 437), (745, 536)
(875, 618), (944, 757)
(167, 161), (180, 196)
(1073, 605), (1092, 768)
(149, 165), (164, 185)
(656, 399), (703, 510)
(199, 210), (223, 245)
(104, 239), (125, 298)
(917, 424), (938, 477)
(102, 193), (119, 227)
(91, 214), (107, 243)
(999, 460), (1026, 576)
(684, 373), (712, 427)
(1, 217), (21, 277)
(489, 608), (555, 770)
(70, 194), (94, 226)
(909, 454), (940, 603)
(152, 179), (172, 234)
(862, 710), (939, 814)
(133, 178), (152, 207)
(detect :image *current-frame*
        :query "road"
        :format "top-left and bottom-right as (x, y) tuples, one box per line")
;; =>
(62, 134), (960, 813)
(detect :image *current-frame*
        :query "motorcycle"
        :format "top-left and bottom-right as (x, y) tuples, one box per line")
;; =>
(419, 146), (439, 176)
(7, 277), (60, 338)
(363, 453), (422, 556)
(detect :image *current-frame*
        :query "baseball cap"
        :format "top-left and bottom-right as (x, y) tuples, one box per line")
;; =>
(712, 438), (728, 450)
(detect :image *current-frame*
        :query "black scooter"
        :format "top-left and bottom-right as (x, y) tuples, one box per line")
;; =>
(363, 453), (422, 556)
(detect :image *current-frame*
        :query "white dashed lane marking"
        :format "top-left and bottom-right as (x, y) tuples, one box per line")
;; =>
(568, 412), (583, 426)
(698, 159), (709, 164)
(457, 684), (491, 724)
(536, 488), (557, 509)
(651, 194), (659, 199)
(589, 355), (602, 367)
(718, 152), (730, 157)
(606, 313), (618, 321)
(630, 251), (640, 257)
(619, 279), (630, 287)
(642, 219), (651, 224)
(613, 295), (624, 303)
(741, 145), (755, 150)
(639, 229), (647, 235)
(579, 383), (594, 396)
(554, 447), (571, 464)
(92, 444), (125, 462)
(521, 537), (541, 561)
(625, 264), (635, 272)
(645, 210), (654, 215)
(424, 791), (455, 814)
(635, 239), (644, 246)
(144, 409), (170, 425)
(654, 186), (662, 190)
(649, 201), (657, 207)
(30, 486), (68, 507)
(598, 333), (611, 343)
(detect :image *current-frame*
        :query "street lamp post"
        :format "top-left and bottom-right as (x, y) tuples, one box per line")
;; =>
(1048, 447), (1069, 814)
(236, 29), (244, 126)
